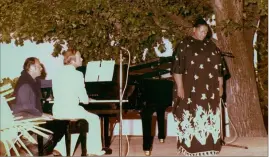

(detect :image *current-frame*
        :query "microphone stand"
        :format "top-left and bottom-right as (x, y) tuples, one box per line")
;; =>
(119, 51), (123, 157)
(219, 53), (247, 149)
(220, 98), (248, 149)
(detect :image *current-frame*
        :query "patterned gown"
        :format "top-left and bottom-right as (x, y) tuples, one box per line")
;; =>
(172, 36), (223, 156)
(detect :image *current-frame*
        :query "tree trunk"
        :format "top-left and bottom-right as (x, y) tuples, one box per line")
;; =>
(212, 0), (267, 136)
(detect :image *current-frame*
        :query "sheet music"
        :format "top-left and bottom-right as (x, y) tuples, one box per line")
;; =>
(85, 61), (101, 82)
(85, 60), (115, 82)
(98, 60), (115, 81)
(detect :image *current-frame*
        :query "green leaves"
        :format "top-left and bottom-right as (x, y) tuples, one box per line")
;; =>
(0, 1), (167, 63)
(0, 0), (266, 65)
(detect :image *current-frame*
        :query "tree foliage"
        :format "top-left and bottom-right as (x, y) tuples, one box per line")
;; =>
(0, 0), (214, 63)
(0, 1), (266, 62)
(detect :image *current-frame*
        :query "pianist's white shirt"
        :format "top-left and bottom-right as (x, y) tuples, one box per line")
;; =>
(52, 65), (89, 118)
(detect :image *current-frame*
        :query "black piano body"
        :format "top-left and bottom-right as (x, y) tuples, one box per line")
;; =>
(41, 56), (174, 153)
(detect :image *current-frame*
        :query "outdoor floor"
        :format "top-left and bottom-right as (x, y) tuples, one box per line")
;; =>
(73, 136), (268, 156)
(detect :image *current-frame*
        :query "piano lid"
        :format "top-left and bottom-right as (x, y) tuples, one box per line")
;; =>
(76, 56), (173, 82)
(129, 56), (173, 77)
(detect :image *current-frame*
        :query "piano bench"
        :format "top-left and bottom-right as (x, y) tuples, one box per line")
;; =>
(37, 119), (88, 156)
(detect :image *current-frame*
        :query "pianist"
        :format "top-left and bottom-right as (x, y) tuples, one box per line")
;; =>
(52, 48), (105, 156)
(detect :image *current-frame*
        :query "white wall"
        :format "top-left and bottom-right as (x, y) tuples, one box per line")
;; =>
(0, 40), (64, 80)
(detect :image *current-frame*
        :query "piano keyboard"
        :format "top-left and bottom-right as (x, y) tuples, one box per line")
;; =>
(48, 99), (128, 103)
(90, 99), (128, 103)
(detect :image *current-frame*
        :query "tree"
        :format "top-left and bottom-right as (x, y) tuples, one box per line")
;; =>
(0, 0), (267, 136)
(211, 0), (267, 136)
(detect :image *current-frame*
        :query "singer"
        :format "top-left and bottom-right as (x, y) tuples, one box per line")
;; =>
(171, 17), (228, 156)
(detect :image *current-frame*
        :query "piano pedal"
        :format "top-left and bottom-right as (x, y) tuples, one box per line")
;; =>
(159, 139), (165, 143)
(144, 150), (151, 156)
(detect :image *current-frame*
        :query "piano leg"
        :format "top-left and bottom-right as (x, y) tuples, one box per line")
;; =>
(140, 106), (154, 151)
(156, 106), (167, 141)
(101, 116), (113, 155)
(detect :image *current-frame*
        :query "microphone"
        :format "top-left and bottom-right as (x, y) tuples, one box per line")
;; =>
(221, 52), (235, 58)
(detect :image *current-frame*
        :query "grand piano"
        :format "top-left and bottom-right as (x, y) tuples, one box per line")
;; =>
(41, 56), (174, 154)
